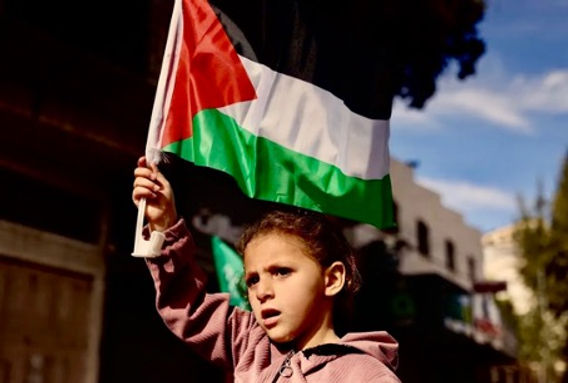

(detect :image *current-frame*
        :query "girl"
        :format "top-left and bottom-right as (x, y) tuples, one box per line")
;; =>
(133, 157), (401, 382)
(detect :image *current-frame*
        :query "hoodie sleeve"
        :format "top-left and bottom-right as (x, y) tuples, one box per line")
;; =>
(145, 218), (256, 368)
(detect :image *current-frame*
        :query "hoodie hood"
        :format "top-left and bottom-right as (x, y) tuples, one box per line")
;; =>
(339, 331), (399, 370)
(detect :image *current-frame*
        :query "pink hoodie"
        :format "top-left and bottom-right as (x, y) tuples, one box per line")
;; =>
(146, 219), (401, 382)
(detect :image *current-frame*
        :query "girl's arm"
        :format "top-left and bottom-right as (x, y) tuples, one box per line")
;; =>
(145, 220), (257, 368)
(132, 157), (256, 368)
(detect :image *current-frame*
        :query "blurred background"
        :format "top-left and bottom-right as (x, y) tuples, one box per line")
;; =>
(0, 0), (567, 382)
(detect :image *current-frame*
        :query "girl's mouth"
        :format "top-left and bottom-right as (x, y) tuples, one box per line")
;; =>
(261, 308), (281, 328)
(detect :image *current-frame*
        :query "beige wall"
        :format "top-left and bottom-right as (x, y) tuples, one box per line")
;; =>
(482, 224), (535, 315)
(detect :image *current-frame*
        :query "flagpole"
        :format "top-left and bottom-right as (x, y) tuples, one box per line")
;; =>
(145, 0), (182, 165)
(132, 0), (182, 257)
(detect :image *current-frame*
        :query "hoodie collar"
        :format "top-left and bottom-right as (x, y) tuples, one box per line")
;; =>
(297, 331), (399, 375)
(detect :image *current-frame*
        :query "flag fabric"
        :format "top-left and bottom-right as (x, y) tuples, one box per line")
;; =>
(211, 236), (250, 310)
(146, 0), (395, 228)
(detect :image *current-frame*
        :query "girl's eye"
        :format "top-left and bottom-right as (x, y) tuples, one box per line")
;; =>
(245, 275), (259, 287)
(274, 268), (292, 277)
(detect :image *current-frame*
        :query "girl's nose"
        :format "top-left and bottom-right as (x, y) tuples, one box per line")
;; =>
(255, 278), (274, 302)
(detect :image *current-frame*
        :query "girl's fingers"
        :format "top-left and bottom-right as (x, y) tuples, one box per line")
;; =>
(134, 176), (161, 191)
(132, 186), (157, 203)
(150, 162), (168, 187)
(134, 166), (156, 180)
(135, 164), (169, 191)
(154, 169), (170, 190)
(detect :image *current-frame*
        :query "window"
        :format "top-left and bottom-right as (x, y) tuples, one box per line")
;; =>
(467, 256), (476, 282)
(445, 240), (455, 272)
(416, 220), (430, 257)
(382, 200), (399, 234)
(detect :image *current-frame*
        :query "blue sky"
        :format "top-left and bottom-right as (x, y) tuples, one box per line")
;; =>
(390, 0), (568, 233)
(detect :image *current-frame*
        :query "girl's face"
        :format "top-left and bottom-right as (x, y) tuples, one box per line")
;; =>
(244, 232), (333, 349)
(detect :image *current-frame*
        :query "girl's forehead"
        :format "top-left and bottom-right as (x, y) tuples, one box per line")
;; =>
(246, 231), (305, 252)
(243, 232), (314, 263)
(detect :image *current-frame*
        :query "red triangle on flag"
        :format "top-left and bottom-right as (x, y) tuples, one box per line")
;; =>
(162, 0), (257, 148)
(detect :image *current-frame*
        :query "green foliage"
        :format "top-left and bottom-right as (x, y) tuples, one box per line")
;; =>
(517, 307), (568, 381)
(517, 155), (568, 316)
(515, 153), (568, 381)
(388, 0), (486, 108)
(548, 156), (568, 315)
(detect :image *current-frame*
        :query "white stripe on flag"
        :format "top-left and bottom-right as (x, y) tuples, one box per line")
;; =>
(217, 55), (390, 181)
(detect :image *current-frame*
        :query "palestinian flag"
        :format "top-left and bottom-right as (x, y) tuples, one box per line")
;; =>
(146, 0), (394, 228)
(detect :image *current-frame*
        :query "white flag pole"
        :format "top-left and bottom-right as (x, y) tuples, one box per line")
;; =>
(132, 0), (183, 257)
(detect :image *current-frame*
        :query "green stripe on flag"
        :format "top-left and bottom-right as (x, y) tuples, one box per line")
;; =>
(164, 109), (395, 228)
(211, 236), (250, 310)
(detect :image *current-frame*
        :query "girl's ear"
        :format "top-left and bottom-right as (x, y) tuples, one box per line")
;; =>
(324, 261), (346, 297)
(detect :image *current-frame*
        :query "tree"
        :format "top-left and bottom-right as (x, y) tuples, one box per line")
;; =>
(515, 153), (568, 383)
(384, 0), (486, 109)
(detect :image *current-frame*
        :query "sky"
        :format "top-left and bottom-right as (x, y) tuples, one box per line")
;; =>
(390, 0), (568, 234)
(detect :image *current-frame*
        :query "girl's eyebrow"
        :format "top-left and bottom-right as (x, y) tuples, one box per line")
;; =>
(266, 264), (293, 271)
(244, 270), (258, 278)
(245, 260), (295, 275)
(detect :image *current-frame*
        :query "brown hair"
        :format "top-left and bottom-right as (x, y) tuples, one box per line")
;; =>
(237, 209), (361, 334)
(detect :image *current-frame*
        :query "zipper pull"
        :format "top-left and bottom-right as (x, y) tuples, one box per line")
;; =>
(279, 350), (294, 378)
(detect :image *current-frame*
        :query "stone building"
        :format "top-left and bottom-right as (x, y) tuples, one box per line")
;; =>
(346, 159), (518, 383)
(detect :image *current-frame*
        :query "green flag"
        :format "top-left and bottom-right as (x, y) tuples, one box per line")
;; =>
(211, 236), (250, 310)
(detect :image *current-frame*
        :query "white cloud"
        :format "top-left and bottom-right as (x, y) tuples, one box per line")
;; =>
(517, 70), (568, 113)
(395, 62), (568, 135)
(391, 102), (441, 131)
(417, 177), (517, 213)
(430, 88), (532, 133)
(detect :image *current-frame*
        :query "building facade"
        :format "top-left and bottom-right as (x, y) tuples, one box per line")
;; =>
(346, 159), (518, 382)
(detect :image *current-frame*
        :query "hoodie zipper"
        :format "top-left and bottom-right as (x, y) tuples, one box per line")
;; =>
(271, 350), (295, 382)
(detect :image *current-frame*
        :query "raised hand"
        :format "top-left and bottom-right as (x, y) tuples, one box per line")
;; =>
(132, 156), (177, 232)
